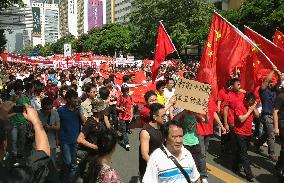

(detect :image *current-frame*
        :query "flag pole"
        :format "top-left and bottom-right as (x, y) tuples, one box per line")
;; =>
(159, 20), (183, 62)
(214, 11), (275, 68)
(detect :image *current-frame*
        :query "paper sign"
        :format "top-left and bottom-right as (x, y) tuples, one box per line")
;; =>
(64, 44), (72, 57)
(174, 78), (211, 114)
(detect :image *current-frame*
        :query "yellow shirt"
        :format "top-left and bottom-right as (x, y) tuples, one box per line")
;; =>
(156, 91), (166, 106)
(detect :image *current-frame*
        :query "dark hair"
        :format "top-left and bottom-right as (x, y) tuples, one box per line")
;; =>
(41, 97), (53, 107)
(166, 78), (175, 85)
(99, 87), (110, 100)
(103, 78), (111, 86)
(84, 83), (96, 93)
(122, 75), (130, 83)
(70, 84), (78, 91)
(230, 78), (240, 85)
(58, 85), (68, 97)
(24, 82), (33, 92)
(97, 129), (118, 156)
(162, 120), (183, 139)
(226, 80), (232, 88)
(146, 72), (152, 78)
(65, 89), (78, 100)
(13, 81), (24, 92)
(144, 90), (157, 102)
(244, 92), (256, 103)
(109, 74), (115, 82)
(149, 103), (164, 120)
(34, 82), (44, 95)
(156, 80), (166, 90)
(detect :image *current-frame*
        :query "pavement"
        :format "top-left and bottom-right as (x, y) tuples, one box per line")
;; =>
(112, 128), (283, 183)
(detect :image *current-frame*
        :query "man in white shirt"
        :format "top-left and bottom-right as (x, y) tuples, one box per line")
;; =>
(143, 121), (201, 183)
(164, 78), (175, 122)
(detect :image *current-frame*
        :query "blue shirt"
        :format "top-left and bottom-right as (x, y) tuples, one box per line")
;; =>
(259, 88), (277, 114)
(57, 105), (81, 144)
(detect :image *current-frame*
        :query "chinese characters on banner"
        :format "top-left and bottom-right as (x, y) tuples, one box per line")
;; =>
(174, 78), (211, 114)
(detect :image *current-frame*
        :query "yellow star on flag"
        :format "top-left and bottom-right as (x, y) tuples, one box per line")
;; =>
(278, 35), (282, 40)
(251, 42), (261, 53)
(207, 42), (211, 48)
(214, 30), (221, 41)
(208, 51), (213, 58)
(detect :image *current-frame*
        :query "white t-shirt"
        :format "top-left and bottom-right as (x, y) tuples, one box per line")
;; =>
(143, 145), (200, 183)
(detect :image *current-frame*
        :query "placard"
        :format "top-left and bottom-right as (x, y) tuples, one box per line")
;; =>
(174, 78), (211, 114)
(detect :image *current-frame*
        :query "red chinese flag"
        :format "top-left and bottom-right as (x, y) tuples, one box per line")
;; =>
(196, 13), (255, 99)
(1, 51), (7, 62)
(244, 27), (284, 72)
(151, 22), (175, 82)
(273, 29), (284, 50)
(135, 71), (146, 84)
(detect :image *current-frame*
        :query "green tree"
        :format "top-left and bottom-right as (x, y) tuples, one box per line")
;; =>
(51, 33), (77, 54)
(129, 0), (215, 58)
(223, 0), (284, 40)
(83, 24), (134, 56)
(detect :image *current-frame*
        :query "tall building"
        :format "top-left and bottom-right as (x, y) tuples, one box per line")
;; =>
(59, 0), (103, 37)
(1, 0), (33, 52)
(106, 0), (132, 24)
(209, 0), (245, 10)
(32, 2), (60, 46)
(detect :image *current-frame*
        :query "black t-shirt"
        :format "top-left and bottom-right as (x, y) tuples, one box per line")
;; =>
(79, 118), (105, 153)
(0, 150), (50, 183)
(274, 92), (284, 127)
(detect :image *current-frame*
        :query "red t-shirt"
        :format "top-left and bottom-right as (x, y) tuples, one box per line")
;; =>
(117, 95), (133, 121)
(233, 102), (253, 136)
(223, 91), (245, 125)
(196, 98), (218, 135)
(217, 88), (229, 113)
(140, 105), (150, 128)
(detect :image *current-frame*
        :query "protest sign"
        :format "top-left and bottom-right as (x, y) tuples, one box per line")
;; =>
(174, 78), (211, 114)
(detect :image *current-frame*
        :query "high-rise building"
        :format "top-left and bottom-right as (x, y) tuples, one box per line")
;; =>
(59, 0), (103, 37)
(32, 2), (60, 46)
(105, 0), (132, 24)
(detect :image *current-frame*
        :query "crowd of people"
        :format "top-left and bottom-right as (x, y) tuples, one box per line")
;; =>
(0, 58), (283, 183)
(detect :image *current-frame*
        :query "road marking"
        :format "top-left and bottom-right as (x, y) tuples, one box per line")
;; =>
(207, 163), (245, 183)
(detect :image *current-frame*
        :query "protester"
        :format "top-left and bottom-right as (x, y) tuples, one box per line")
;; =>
(140, 90), (158, 128)
(139, 103), (165, 179)
(81, 83), (97, 123)
(38, 97), (60, 168)
(232, 93), (259, 182)
(255, 66), (281, 162)
(57, 89), (84, 183)
(89, 129), (121, 183)
(9, 81), (30, 166)
(117, 85), (133, 151)
(143, 120), (201, 183)
(155, 80), (166, 106)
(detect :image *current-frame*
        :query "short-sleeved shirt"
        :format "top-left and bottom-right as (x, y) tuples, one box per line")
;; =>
(57, 105), (81, 144)
(233, 102), (253, 136)
(217, 88), (229, 113)
(156, 91), (166, 106)
(117, 95), (133, 120)
(223, 91), (245, 125)
(9, 96), (30, 126)
(79, 118), (105, 153)
(177, 112), (199, 146)
(81, 98), (93, 118)
(142, 145), (200, 183)
(259, 87), (277, 114)
(274, 92), (284, 127)
(140, 105), (150, 128)
(38, 110), (60, 148)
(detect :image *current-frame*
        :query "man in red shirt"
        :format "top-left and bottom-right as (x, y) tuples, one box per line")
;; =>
(233, 92), (259, 182)
(223, 78), (245, 152)
(140, 91), (158, 128)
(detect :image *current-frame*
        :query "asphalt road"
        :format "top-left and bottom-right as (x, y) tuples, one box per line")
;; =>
(112, 128), (282, 183)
